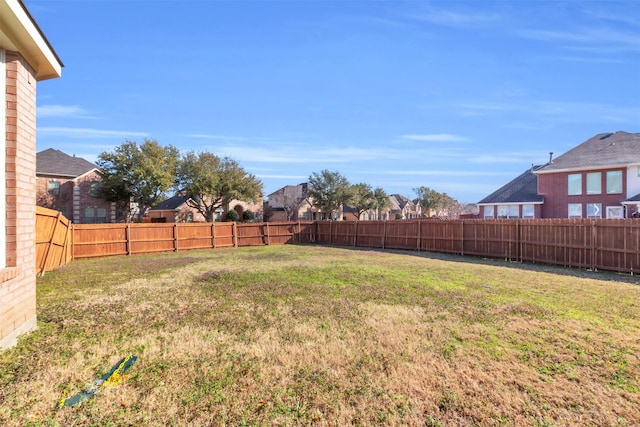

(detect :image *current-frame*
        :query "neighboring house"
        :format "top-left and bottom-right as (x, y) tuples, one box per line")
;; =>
(383, 194), (421, 220)
(477, 166), (546, 219)
(36, 148), (118, 223)
(1, 0), (62, 349)
(147, 194), (205, 223)
(264, 183), (317, 222)
(478, 131), (640, 219)
(147, 194), (263, 223)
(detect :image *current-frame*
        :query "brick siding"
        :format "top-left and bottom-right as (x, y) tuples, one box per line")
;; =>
(1, 51), (37, 349)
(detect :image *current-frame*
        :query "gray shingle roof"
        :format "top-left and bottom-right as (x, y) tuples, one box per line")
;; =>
(36, 148), (97, 177)
(478, 166), (545, 204)
(537, 131), (640, 173)
(627, 193), (640, 202)
(150, 195), (192, 211)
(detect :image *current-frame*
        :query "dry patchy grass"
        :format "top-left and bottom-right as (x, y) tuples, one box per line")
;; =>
(1, 244), (639, 426)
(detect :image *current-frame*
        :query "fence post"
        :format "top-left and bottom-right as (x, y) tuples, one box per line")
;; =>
(329, 221), (332, 245)
(297, 220), (301, 244)
(591, 220), (597, 271)
(417, 219), (421, 251)
(126, 223), (131, 256)
(173, 223), (178, 252)
(382, 220), (386, 249)
(354, 221), (358, 247)
(233, 222), (238, 247)
(266, 223), (270, 245)
(211, 223), (216, 248)
(460, 220), (464, 256)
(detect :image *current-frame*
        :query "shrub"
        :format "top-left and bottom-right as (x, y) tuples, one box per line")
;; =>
(243, 210), (255, 222)
(225, 210), (240, 222)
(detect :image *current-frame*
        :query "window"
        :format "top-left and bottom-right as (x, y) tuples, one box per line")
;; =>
(637, 167), (640, 178)
(568, 174), (582, 195)
(186, 212), (193, 223)
(497, 205), (519, 219)
(84, 207), (95, 224)
(484, 205), (494, 219)
(606, 206), (624, 219)
(522, 205), (534, 219)
(96, 208), (107, 223)
(90, 181), (102, 197)
(587, 203), (602, 218)
(48, 180), (60, 196)
(586, 172), (601, 195)
(568, 204), (582, 218)
(606, 171), (622, 194)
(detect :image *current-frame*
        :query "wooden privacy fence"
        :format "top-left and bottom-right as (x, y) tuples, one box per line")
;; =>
(35, 210), (640, 274)
(316, 219), (640, 274)
(71, 221), (316, 259)
(36, 207), (72, 275)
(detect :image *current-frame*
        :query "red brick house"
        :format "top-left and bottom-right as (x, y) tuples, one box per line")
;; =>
(1, 0), (62, 349)
(478, 131), (640, 219)
(36, 148), (117, 223)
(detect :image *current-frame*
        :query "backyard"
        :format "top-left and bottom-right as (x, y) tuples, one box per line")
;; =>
(1, 244), (639, 426)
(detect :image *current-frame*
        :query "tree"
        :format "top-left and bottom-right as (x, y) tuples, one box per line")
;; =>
(307, 170), (351, 220)
(97, 139), (179, 222)
(349, 183), (388, 220)
(372, 187), (389, 220)
(175, 151), (263, 222)
(414, 186), (460, 218)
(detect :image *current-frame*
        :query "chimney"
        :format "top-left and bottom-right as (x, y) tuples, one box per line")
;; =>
(549, 152), (553, 164)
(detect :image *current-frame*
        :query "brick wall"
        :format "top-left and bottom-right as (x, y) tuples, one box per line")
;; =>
(0, 51), (37, 349)
(36, 170), (116, 223)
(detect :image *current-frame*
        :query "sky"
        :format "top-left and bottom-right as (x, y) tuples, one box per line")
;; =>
(27, 0), (640, 203)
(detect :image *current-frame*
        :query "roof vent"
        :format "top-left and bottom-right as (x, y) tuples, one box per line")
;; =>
(600, 133), (613, 140)
(549, 152), (553, 164)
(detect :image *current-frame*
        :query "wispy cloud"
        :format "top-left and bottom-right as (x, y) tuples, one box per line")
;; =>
(384, 169), (504, 177)
(400, 133), (470, 142)
(186, 133), (249, 142)
(455, 100), (640, 124)
(410, 9), (501, 28)
(38, 127), (149, 139)
(518, 27), (640, 50)
(37, 105), (97, 119)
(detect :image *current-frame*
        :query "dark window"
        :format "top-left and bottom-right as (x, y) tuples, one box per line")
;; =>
(48, 181), (60, 196)
(90, 181), (102, 197)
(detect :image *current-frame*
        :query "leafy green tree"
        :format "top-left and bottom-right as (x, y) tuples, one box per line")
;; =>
(175, 151), (263, 222)
(349, 183), (388, 220)
(372, 187), (389, 220)
(414, 186), (460, 218)
(307, 170), (351, 220)
(97, 139), (179, 222)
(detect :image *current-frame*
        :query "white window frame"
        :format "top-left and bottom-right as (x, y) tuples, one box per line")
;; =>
(483, 205), (494, 219)
(0, 48), (6, 268)
(522, 204), (535, 219)
(586, 203), (602, 219)
(568, 203), (582, 219)
(606, 171), (623, 194)
(586, 172), (601, 195)
(606, 206), (624, 219)
(568, 173), (582, 195)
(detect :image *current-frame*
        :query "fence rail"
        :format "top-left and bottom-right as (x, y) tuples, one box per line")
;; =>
(34, 210), (640, 274)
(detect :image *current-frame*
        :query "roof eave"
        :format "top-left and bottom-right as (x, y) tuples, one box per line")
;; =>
(0, 0), (63, 81)
(535, 163), (633, 175)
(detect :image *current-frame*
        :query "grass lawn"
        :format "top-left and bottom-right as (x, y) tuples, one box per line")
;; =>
(1, 244), (639, 426)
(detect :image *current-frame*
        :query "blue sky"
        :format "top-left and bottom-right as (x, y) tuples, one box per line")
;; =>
(29, 0), (640, 203)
